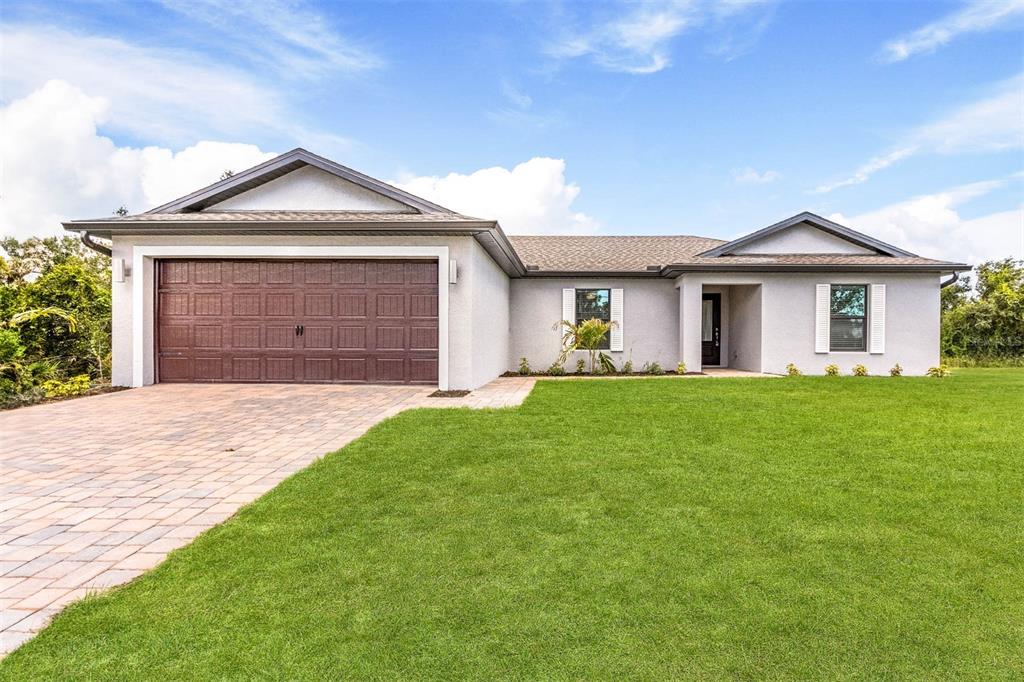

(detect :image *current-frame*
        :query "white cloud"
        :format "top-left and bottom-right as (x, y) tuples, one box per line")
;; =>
(0, 23), (350, 149)
(394, 158), (598, 234)
(157, 0), (382, 79)
(500, 79), (533, 110)
(813, 147), (918, 193)
(733, 166), (781, 184)
(546, 0), (771, 74)
(814, 74), (1024, 193)
(834, 176), (1024, 265)
(879, 0), (1024, 62)
(0, 81), (276, 239)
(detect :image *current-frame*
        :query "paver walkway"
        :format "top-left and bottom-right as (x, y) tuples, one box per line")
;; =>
(0, 377), (535, 655)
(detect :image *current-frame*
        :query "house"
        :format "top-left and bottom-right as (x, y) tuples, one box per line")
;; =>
(65, 149), (969, 389)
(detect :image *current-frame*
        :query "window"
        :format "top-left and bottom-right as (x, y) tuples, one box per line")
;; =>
(575, 288), (611, 350)
(830, 284), (867, 351)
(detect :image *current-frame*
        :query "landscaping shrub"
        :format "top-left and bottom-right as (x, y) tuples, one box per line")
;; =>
(852, 364), (868, 376)
(547, 362), (565, 376)
(927, 365), (951, 378)
(42, 374), (92, 398)
(643, 361), (664, 375)
(786, 363), (802, 376)
(676, 361), (686, 375)
(825, 364), (840, 376)
(575, 359), (586, 374)
(890, 363), (903, 377)
(621, 359), (633, 374)
(518, 357), (531, 375)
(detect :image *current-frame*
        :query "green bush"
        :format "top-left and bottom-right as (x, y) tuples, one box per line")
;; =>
(621, 359), (633, 374)
(941, 259), (1023, 362)
(927, 365), (952, 378)
(890, 363), (903, 377)
(547, 362), (565, 376)
(676, 361), (686, 375)
(643, 361), (664, 375)
(824, 364), (840, 376)
(575, 359), (586, 374)
(518, 357), (531, 375)
(785, 363), (802, 376)
(42, 374), (92, 398)
(852, 364), (868, 376)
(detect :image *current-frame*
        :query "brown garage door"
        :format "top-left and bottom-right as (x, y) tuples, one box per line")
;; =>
(157, 259), (438, 384)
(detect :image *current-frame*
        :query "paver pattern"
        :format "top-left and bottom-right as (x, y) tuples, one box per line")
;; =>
(0, 377), (535, 655)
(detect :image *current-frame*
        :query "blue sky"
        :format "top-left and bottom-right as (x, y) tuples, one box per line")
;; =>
(1, 0), (1022, 264)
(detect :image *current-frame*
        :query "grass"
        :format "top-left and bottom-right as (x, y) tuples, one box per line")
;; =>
(3, 369), (1022, 680)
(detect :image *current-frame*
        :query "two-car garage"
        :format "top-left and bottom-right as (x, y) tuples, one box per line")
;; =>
(156, 259), (439, 385)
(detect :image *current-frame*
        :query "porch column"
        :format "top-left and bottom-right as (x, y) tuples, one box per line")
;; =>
(679, 275), (703, 373)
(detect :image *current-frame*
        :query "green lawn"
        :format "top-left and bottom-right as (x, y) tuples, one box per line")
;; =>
(3, 370), (1022, 680)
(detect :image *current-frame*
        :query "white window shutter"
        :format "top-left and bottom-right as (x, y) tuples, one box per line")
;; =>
(815, 284), (830, 353)
(609, 288), (624, 351)
(561, 289), (575, 349)
(869, 284), (886, 354)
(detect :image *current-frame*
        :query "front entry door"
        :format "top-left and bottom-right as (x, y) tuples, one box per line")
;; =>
(701, 293), (721, 366)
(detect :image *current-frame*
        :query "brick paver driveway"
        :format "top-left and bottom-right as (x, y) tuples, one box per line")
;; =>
(0, 378), (535, 654)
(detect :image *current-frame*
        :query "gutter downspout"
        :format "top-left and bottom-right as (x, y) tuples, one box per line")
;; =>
(80, 231), (112, 257)
(940, 272), (959, 288)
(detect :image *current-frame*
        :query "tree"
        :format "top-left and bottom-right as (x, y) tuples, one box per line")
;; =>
(942, 259), (1024, 361)
(555, 318), (618, 373)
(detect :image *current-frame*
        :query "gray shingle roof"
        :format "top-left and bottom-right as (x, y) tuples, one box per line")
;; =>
(71, 210), (482, 224)
(508, 235), (964, 272)
(509, 235), (726, 272)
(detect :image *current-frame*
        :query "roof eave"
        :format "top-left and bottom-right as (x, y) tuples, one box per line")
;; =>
(697, 211), (917, 258)
(143, 148), (454, 215)
(662, 262), (972, 275)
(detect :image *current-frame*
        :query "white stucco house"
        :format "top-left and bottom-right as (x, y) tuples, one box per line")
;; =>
(65, 149), (969, 390)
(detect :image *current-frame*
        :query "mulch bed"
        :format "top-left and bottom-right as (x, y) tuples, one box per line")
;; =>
(1, 384), (129, 411)
(428, 389), (471, 398)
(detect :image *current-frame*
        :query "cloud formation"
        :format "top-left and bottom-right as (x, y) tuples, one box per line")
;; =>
(834, 175), (1024, 265)
(814, 74), (1024, 193)
(0, 81), (276, 239)
(395, 159), (598, 234)
(733, 167), (781, 184)
(546, 0), (771, 74)
(879, 0), (1024, 62)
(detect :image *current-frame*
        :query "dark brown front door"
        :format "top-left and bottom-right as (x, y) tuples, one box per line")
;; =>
(701, 293), (721, 366)
(156, 259), (438, 384)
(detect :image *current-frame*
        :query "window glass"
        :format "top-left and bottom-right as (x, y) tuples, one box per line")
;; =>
(830, 285), (867, 351)
(702, 299), (713, 342)
(575, 289), (611, 350)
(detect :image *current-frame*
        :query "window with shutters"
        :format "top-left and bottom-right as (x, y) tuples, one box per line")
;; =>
(575, 288), (610, 350)
(830, 284), (867, 352)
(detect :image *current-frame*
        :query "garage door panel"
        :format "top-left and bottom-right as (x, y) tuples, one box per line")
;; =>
(194, 326), (222, 349)
(158, 260), (437, 385)
(303, 326), (333, 349)
(232, 326), (261, 349)
(232, 293), (260, 317)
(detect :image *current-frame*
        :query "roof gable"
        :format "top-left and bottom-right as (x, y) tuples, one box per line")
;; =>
(207, 165), (411, 212)
(699, 212), (915, 258)
(146, 148), (452, 214)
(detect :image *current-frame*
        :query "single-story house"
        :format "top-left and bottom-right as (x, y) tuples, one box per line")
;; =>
(65, 148), (970, 389)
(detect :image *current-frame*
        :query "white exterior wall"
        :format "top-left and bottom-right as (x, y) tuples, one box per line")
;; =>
(728, 285), (762, 372)
(732, 222), (875, 254)
(209, 166), (408, 211)
(510, 278), (678, 372)
(676, 272), (941, 376)
(110, 234), (507, 390)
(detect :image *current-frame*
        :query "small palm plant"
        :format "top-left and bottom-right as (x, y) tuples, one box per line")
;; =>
(554, 318), (618, 374)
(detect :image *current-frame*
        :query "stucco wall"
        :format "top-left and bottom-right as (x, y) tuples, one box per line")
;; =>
(732, 222), (875, 255)
(509, 278), (678, 372)
(466, 238), (511, 387)
(679, 272), (941, 375)
(110, 234), (506, 390)
(728, 285), (762, 371)
(209, 166), (409, 211)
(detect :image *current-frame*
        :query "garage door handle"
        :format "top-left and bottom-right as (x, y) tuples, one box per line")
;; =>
(295, 324), (304, 336)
